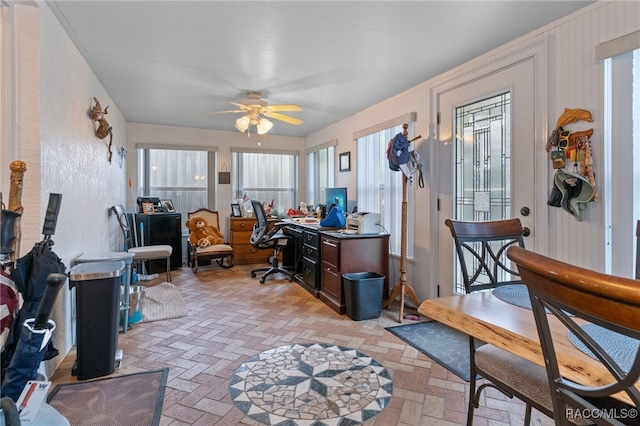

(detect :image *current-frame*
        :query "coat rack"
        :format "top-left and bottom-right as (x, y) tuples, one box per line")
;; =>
(382, 124), (422, 322)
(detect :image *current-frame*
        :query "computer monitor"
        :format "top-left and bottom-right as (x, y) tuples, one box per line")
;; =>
(325, 187), (347, 213)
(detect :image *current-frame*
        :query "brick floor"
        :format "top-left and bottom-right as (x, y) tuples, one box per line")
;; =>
(50, 265), (555, 425)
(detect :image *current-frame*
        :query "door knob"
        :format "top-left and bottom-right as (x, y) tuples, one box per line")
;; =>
(523, 227), (531, 237)
(520, 207), (530, 216)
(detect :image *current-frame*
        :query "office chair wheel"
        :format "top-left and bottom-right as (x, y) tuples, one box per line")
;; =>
(260, 277), (266, 284)
(251, 271), (257, 278)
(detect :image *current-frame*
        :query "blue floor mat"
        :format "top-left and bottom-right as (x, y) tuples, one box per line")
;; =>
(386, 321), (473, 381)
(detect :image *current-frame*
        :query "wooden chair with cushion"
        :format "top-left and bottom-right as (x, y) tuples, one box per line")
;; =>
(111, 204), (173, 282)
(508, 246), (640, 426)
(186, 208), (234, 272)
(446, 218), (554, 425)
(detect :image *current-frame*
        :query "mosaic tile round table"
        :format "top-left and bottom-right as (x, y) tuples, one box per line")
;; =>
(230, 343), (393, 425)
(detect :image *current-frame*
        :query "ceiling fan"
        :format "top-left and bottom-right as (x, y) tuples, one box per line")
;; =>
(208, 92), (303, 135)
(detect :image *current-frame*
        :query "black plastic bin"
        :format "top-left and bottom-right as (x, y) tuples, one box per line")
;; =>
(69, 260), (124, 380)
(343, 272), (385, 321)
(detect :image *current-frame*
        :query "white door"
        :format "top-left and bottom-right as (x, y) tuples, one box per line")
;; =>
(436, 58), (536, 296)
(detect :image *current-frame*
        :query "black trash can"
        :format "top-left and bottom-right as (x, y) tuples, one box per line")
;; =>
(343, 272), (385, 321)
(69, 260), (124, 380)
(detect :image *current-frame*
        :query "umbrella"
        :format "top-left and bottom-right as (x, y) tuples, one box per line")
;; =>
(1, 240), (66, 377)
(1, 273), (66, 402)
(1, 193), (65, 381)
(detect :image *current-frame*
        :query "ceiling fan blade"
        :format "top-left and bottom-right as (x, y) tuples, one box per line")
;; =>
(267, 104), (302, 112)
(230, 102), (252, 109)
(200, 109), (244, 115)
(264, 112), (304, 125)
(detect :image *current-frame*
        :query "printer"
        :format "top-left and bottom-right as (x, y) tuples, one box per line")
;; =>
(346, 212), (381, 234)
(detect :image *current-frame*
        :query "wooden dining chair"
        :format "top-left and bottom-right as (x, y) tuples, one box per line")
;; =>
(446, 218), (554, 425)
(508, 246), (640, 426)
(445, 218), (525, 293)
(186, 208), (234, 272)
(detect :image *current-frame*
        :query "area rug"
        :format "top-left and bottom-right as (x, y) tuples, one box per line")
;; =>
(386, 321), (474, 381)
(141, 282), (188, 323)
(47, 368), (169, 426)
(230, 343), (393, 425)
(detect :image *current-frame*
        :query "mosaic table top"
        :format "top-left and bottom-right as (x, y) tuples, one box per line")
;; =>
(230, 342), (393, 425)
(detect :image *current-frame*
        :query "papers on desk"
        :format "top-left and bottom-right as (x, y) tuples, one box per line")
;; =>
(290, 217), (320, 224)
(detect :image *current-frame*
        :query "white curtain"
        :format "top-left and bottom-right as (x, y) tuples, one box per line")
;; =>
(356, 124), (413, 256)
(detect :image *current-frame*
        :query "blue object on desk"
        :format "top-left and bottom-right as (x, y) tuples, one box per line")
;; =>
(320, 205), (346, 228)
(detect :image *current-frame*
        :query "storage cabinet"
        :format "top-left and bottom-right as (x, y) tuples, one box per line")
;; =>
(300, 230), (320, 295)
(133, 212), (182, 273)
(230, 217), (272, 265)
(283, 225), (321, 296)
(319, 234), (389, 315)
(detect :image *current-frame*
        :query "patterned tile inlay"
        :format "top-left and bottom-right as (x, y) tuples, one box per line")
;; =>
(229, 343), (393, 425)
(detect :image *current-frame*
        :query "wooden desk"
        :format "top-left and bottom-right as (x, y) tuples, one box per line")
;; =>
(282, 220), (389, 314)
(229, 217), (275, 265)
(417, 292), (639, 404)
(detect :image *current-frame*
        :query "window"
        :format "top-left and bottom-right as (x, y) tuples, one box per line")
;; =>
(356, 123), (414, 257)
(601, 43), (640, 276)
(137, 147), (216, 232)
(307, 144), (335, 206)
(232, 150), (298, 215)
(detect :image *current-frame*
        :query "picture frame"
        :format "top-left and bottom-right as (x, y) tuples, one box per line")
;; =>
(339, 151), (351, 172)
(142, 202), (155, 214)
(161, 199), (175, 213)
(231, 203), (242, 217)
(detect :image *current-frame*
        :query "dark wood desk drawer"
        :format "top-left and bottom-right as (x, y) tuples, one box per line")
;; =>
(302, 258), (318, 290)
(303, 231), (318, 247)
(321, 237), (339, 269)
(303, 245), (317, 260)
(321, 262), (340, 299)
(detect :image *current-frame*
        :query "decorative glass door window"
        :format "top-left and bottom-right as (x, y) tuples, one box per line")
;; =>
(453, 92), (511, 293)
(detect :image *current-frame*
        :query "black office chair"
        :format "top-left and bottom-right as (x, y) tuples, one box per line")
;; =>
(509, 246), (640, 426)
(446, 219), (555, 426)
(249, 200), (294, 284)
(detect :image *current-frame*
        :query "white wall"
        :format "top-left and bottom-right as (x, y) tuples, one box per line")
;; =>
(305, 0), (640, 301)
(8, 0), (639, 371)
(5, 2), (129, 375)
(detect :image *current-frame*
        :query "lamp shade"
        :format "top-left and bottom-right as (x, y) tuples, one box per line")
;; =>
(256, 117), (273, 135)
(235, 115), (250, 132)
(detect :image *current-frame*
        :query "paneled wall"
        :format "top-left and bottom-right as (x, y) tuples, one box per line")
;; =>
(305, 0), (640, 301)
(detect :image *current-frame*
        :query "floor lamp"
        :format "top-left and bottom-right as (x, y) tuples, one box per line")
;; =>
(382, 125), (422, 323)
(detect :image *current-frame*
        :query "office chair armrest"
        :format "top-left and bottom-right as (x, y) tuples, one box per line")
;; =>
(265, 221), (290, 238)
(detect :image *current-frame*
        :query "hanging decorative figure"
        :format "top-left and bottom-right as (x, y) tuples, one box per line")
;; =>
(91, 97), (114, 163)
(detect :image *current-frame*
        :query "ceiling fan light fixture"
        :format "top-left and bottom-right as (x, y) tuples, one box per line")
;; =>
(256, 117), (273, 135)
(235, 115), (250, 132)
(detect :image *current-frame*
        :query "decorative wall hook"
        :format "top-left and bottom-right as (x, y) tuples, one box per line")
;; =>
(91, 97), (114, 163)
(117, 146), (127, 168)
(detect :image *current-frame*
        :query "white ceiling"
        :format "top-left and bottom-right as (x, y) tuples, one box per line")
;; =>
(48, 1), (594, 138)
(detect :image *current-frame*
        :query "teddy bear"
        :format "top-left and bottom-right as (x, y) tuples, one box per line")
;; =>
(185, 215), (225, 248)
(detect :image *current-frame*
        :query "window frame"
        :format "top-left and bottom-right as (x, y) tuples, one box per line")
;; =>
(355, 117), (416, 258)
(136, 145), (217, 230)
(231, 148), (299, 214)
